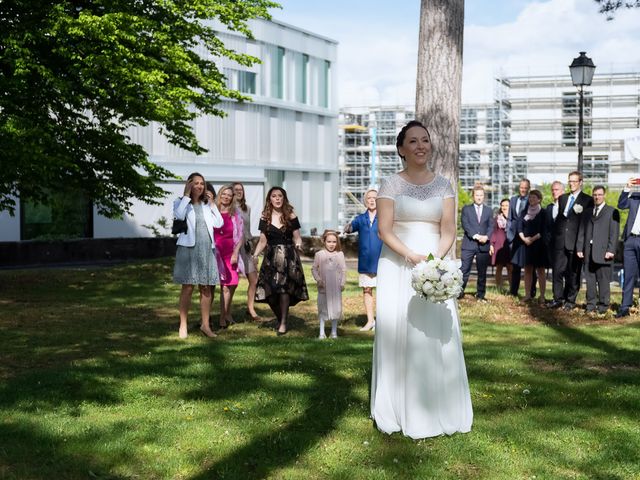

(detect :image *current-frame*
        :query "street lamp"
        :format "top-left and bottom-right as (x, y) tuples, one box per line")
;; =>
(569, 51), (596, 173)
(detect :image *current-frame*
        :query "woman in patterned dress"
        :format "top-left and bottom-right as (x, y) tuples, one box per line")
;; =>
(172, 173), (223, 338)
(252, 187), (309, 336)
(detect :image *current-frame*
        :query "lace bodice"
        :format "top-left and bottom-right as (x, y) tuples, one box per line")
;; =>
(378, 173), (454, 202)
(378, 173), (454, 224)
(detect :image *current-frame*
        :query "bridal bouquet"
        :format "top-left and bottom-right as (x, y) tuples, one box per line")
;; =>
(411, 254), (463, 303)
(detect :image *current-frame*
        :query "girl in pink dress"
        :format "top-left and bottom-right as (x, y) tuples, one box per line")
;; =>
(214, 185), (244, 328)
(312, 230), (347, 339)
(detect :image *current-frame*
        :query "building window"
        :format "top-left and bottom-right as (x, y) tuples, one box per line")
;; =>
(459, 150), (480, 187)
(266, 169), (285, 191)
(583, 155), (608, 184)
(319, 60), (330, 108)
(512, 156), (528, 182)
(460, 108), (478, 145)
(561, 91), (592, 147)
(21, 191), (92, 240)
(238, 71), (256, 94)
(271, 46), (285, 99)
(300, 53), (309, 103)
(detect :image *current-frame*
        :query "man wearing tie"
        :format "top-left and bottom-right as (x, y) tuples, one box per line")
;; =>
(576, 186), (619, 314)
(615, 178), (640, 318)
(460, 185), (494, 300)
(549, 171), (594, 310)
(508, 178), (533, 296)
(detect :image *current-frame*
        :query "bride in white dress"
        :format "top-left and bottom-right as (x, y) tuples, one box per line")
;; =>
(371, 120), (473, 439)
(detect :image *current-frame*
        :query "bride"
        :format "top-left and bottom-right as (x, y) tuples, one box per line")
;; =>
(371, 120), (473, 439)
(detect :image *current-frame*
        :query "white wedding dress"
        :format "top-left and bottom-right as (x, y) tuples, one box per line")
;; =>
(371, 173), (473, 439)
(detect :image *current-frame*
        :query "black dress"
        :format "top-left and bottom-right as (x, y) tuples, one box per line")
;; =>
(511, 212), (547, 268)
(255, 217), (309, 306)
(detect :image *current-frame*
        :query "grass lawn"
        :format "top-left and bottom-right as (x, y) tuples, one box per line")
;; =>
(1, 258), (639, 479)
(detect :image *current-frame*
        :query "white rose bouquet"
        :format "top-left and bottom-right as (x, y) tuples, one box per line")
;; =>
(411, 254), (463, 303)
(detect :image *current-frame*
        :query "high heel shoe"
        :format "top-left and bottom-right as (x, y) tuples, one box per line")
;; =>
(359, 322), (375, 332)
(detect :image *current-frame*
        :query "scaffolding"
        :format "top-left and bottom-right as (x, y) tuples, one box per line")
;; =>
(338, 107), (412, 223)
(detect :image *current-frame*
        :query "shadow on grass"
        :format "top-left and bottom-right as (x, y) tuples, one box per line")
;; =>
(0, 324), (368, 478)
(3, 263), (640, 478)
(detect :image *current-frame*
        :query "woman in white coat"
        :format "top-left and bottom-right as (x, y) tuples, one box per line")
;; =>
(173, 172), (223, 338)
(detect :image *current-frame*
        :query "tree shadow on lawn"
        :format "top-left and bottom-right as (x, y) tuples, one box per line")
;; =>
(0, 324), (370, 479)
(520, 299), (640, 362)
(459, 299), (640, 478)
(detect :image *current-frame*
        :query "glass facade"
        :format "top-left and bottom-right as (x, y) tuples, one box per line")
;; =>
(21, 191), (92, 240)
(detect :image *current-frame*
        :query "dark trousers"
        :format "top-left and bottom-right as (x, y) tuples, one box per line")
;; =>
(461, 248), (490, 298)
(553, 248), (583, 304)
(621, 236), (640, 309)
(509, 265), (537, 297)
(584, 257), (612, 309)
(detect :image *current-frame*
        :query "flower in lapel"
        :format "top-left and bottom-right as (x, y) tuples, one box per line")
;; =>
(573, 204), (583, 214)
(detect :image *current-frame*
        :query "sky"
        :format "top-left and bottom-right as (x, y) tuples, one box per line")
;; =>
(269, 0), (640, 107)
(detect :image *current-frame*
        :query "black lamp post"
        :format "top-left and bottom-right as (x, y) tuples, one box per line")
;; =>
(569, 51), (596, 173)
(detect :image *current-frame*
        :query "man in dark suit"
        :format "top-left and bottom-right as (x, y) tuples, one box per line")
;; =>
(460, 185), (494, 300)
(549, 171), (594, 310)
(615, 178), (640, 318)
(508, 178), (533, 296)
(544, 181), (565, 270)
(576, 186), (619, 314)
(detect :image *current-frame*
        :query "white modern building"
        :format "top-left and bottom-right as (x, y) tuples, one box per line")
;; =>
(0, 18), (339, 241)
(339, 103), (508, 222)
(505, 70), (640, 187)
(338, 69), (640, 222)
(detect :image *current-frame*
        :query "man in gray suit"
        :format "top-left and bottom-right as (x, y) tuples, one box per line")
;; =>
(576, 186), (620, 314)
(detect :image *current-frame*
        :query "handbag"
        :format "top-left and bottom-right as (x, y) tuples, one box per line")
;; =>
(171, 218), (188, 235)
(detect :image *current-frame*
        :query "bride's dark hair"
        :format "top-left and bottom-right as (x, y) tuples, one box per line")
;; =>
(396, 120), (431, 160)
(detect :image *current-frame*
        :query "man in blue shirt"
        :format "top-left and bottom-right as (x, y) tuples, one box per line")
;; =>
(344, 189), (383, 331)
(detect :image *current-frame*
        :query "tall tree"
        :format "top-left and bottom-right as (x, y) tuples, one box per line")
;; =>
(0, 0), (278, 217)
(415, 0), (464, 189)
(595, 0), (640, 18)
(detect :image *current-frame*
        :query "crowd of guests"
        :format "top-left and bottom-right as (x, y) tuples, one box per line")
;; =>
(171, 166), (639, 342)
(458, 171), (640, 317)
(167, 123), (640, 442)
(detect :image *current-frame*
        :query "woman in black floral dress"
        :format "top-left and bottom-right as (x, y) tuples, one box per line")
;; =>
(252, 187), (308, 335)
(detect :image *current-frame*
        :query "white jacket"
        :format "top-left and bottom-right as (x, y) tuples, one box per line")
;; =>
(173, 196), (223, 248)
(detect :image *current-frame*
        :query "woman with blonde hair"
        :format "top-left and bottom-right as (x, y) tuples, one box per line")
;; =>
(214, 184), (244, 328)
(233, 182), (260, 320)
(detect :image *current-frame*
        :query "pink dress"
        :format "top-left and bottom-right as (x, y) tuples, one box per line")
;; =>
(214, 211), (244, 287)
(312, 250), (346, 321)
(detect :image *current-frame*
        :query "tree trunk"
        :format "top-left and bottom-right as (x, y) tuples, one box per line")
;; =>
(415, 0), (464, 189)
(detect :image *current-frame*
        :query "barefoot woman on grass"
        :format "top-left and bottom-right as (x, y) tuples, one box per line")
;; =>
(173, 172), (223, 338)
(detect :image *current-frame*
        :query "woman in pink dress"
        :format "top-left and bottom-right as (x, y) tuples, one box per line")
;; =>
(489, 198), (512, 292)
(214, 185), (244, 329)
